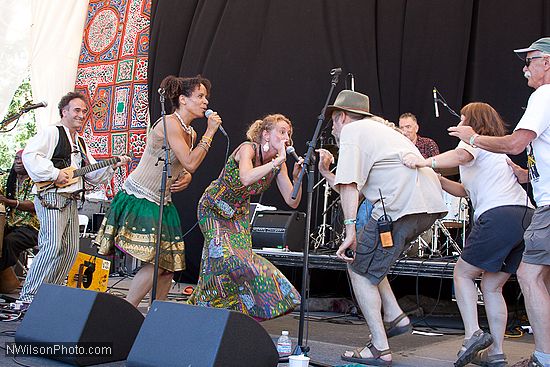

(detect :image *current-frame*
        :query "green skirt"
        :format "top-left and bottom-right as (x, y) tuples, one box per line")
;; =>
(95, 191), (185, 272)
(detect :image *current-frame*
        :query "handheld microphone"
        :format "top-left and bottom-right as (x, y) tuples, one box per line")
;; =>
(21, 101), (47, 112)
(205, 109), (227, 137)
(285, 146), (301, 161)
(158, 87), (165, 96)
(433, 87), (440, 118)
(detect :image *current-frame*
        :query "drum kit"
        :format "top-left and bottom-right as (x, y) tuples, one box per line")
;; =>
(410, 192), (469, 258)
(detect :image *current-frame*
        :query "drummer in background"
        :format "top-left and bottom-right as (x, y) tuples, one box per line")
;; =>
(403, 102), (534, 367)
(399, 113), (440, 158)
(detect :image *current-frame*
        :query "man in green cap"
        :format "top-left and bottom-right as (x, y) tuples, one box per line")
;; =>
(449, 37), (550, 367)
(320, 89), (447, 365)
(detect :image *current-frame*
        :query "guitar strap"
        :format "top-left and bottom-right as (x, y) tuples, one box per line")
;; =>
(75, 136), (87, 204)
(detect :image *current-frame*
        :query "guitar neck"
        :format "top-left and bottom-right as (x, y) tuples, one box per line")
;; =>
(73, 157), (120, 178)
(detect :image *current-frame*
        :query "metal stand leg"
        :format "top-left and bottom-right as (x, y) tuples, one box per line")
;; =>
(432, 220), (462, 257)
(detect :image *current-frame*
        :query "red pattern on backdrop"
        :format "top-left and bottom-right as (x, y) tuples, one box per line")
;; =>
(75, 0), (151, 197)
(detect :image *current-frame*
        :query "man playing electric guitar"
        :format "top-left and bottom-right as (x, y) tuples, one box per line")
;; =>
(20, 91), (130, 306)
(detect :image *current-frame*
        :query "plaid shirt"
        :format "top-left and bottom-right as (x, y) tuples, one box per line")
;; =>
(415, 135), (440, 158)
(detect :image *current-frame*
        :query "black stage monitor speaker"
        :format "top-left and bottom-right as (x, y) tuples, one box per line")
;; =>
(251, 210), (306, 251)
(127, 301), (279, 367)
(15, 284), (144, 366)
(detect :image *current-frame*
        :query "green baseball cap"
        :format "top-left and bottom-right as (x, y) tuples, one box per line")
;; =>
(514, 37), (550, 58)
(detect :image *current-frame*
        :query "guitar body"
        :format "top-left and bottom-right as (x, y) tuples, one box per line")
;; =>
(35, 166), (79, 192)
(34, 157), (119, 192)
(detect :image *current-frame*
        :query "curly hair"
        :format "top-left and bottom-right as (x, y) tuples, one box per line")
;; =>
(460, 102), (507, 137)
(245, 114), (293, 145)
(370, 115), (403, 134)
(159, 75), (211, 113)
(58, 91), (86, 118)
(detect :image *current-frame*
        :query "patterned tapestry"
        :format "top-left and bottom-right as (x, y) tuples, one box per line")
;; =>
(75, 0), (151, 197)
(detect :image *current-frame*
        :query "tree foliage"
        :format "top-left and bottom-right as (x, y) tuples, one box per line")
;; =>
(0, 75), (36, 170)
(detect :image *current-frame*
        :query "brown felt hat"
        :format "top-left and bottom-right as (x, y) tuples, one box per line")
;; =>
(325, 90), (373, 120)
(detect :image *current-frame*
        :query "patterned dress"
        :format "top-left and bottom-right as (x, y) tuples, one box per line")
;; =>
(188, 143), (301, 320)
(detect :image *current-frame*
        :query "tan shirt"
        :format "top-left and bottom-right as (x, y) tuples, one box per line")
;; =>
(123, 126), (185, 205)
(334, 118), (447, 221)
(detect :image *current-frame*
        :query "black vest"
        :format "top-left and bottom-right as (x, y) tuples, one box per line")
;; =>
(51, 126), (87, 169)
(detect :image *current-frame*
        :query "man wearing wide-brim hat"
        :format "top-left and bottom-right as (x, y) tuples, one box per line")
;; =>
(319, 89), (447, 365)
(449, 36), (550, 367)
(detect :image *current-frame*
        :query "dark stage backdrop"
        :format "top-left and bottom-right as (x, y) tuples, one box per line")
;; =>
(147, 0), (549, 283)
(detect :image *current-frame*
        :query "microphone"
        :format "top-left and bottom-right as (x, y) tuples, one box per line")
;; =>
(204, 109), (227, 137)
(433, 87), (440, 118)
(158, 87), (165, 96)
(330, 67), (342, 76)
(21, 101), (47, 112)
(347, 73), (355, 91)
(286, 146), (301, 161)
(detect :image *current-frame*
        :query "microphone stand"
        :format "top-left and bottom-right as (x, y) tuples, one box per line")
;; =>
(289, 68), (341, 366)
(434, 89), (460, 118)
(0, 111), (24, 133)
(151, 89), (171, 303)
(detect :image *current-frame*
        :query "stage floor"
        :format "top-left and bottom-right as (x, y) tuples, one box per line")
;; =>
(0, 276), (534, 367)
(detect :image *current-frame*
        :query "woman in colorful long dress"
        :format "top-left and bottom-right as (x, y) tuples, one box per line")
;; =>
(188, 113), (302, 320)
(96, 75), (223, 307)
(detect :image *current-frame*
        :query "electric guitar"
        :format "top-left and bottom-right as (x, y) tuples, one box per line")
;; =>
(35, 157), (120, 192)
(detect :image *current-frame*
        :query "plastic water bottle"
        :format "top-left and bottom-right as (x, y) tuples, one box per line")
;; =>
(276, 330), (292, 357)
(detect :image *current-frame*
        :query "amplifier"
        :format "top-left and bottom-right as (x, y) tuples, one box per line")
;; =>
(251, 210), (306, 251)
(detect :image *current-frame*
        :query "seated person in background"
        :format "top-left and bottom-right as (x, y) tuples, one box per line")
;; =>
(399, 112), (440, 158)
(0, 150), (39, 293)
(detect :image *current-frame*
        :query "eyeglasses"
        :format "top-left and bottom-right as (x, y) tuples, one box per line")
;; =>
(525, 55), (545, 67)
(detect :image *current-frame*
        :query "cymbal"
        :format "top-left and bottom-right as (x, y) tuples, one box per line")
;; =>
(436, 166), (459, 176)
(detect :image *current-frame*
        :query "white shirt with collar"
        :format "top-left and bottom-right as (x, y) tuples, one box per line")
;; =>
(22, 124), (114, 194)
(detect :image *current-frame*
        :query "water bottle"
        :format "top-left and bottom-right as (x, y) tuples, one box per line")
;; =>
(276, 330), (292, 357)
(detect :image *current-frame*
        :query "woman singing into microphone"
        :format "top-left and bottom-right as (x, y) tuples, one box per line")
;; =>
(188, 113), (302, 320)
(96, 74), (222, 308)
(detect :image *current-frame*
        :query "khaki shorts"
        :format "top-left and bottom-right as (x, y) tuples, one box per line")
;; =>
(523, 205), (550, 266)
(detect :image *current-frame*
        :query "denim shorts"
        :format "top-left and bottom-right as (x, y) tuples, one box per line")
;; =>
(351, 212), (442, 285)
(461, 205), (533, 273)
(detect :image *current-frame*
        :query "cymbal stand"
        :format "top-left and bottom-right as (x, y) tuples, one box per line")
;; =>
(310, 180), (332, 250)
(310, 167), (338, 250)
(416, 234), (432, 258)
(431, 220), (462, 257)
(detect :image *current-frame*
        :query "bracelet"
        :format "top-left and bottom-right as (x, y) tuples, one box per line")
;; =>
(15, 199), (20, 209)
(200, 138), (212, 148)
(201, 135), (213, 143)
(271, 160), (281, 174)
(197, 142), (209, 152)
(469, 134), (479, 148)
(343, 218), (357, 225)
(431, 157), (436, 169)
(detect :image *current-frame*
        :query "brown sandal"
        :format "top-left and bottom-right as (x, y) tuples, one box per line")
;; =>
(341, 341), (392, 366)
(384, 312), (412, 338)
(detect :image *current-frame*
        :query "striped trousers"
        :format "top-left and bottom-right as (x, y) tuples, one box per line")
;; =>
(19, 192), (79, 303)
